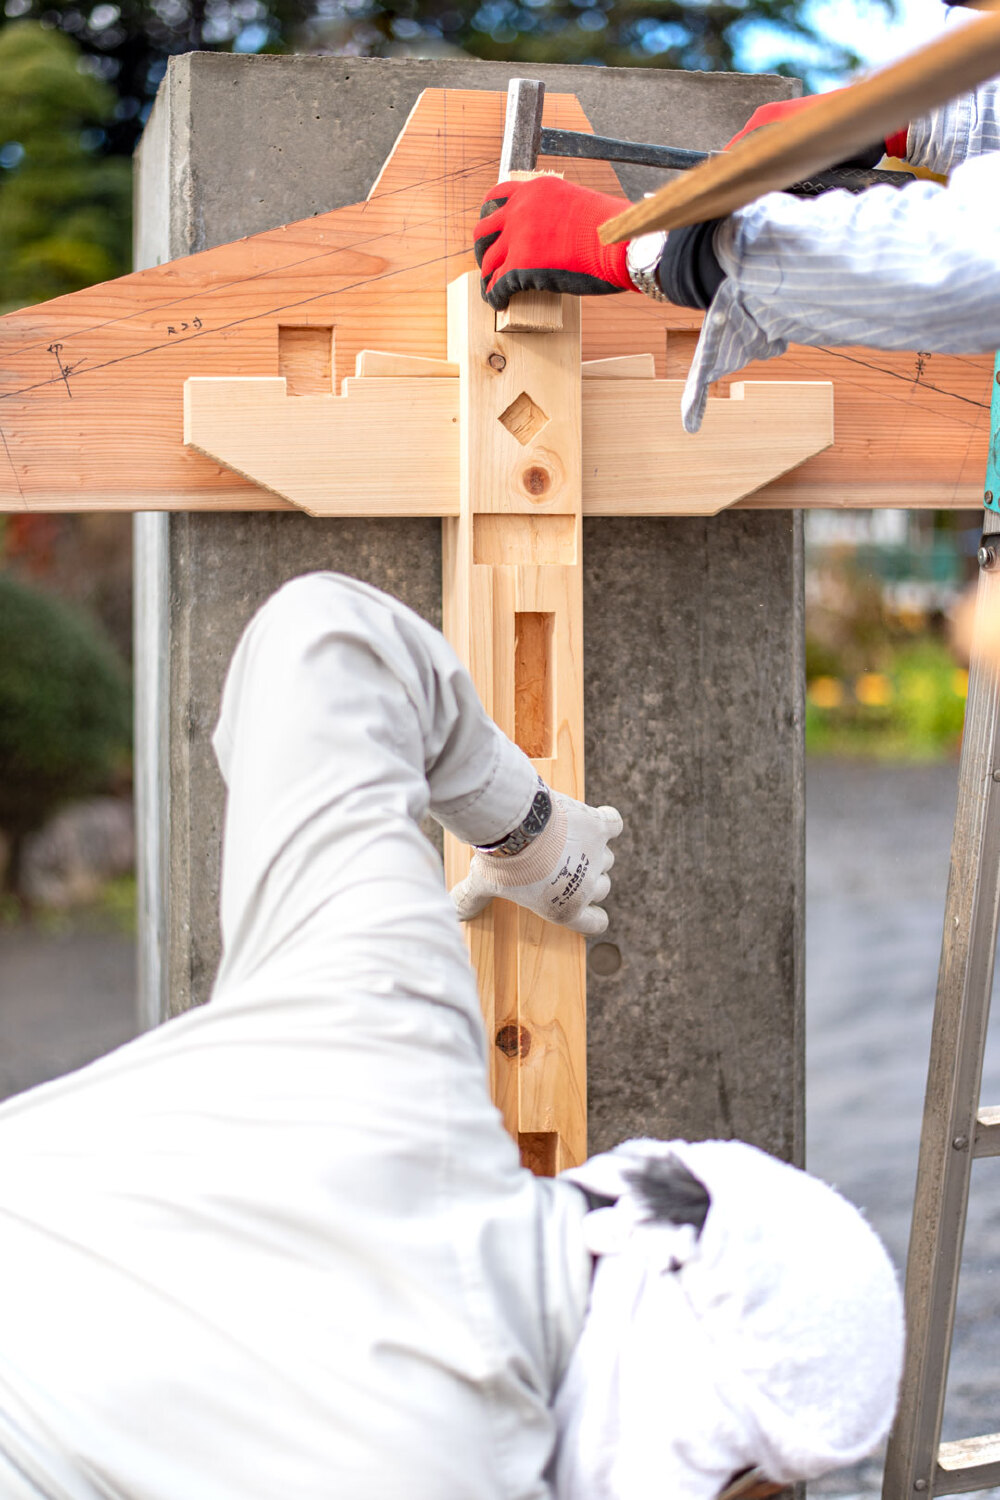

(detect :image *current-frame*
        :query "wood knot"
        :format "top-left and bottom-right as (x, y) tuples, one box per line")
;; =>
(523, 466), (550, 497)
(487, 352), (507, 372)
(495, 1023), (531, 1059)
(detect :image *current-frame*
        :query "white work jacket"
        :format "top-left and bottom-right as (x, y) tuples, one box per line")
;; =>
(0, 575), (592, 1500)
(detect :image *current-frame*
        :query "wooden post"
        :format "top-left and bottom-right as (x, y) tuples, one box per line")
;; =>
(444, 272), (586, 1171)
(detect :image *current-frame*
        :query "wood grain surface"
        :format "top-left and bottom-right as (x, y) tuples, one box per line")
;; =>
(442, 272), (588, 1171)
(0, 84), (990, 512)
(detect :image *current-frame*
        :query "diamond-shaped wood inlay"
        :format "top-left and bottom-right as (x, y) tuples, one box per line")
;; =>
(498, 391), (548, 446)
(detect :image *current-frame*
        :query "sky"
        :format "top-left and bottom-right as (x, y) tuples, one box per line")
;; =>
(738, 0), (966, 88)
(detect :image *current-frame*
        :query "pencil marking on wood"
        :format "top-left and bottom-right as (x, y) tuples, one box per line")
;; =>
(1, 245), (471, 405)
(0, 88), (989, 513)
(47, 343), (84, 399)
(814, 344), (989, 414)
(0, 421), (25, 505)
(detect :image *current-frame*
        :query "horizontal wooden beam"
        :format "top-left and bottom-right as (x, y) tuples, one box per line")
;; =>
(582, 378), (833, 516)
(0, 85), (989, 514)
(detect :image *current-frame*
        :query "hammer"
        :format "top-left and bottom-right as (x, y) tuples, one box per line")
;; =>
(500, 76), (913, 194)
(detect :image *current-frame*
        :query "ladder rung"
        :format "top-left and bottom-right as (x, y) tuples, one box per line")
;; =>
(935, 1434), (1000, 1494)
(973, 1106), (1000, 1158)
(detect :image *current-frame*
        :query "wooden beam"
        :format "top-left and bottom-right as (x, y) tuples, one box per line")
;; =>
(443, 271), (587, 1172)
(355, 350), (458, 378)
(0, 86), (989, 514)
(183, 365), (830, 519)
(582, 353), (656, 378)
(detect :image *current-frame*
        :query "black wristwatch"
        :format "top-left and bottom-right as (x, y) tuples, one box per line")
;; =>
(476, 780), (553, 858)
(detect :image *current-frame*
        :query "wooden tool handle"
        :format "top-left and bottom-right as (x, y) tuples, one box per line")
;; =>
(599, 10), (1000, 240)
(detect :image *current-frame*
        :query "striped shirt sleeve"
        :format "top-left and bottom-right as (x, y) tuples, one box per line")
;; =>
(681, 89), (1000, 433)
(908, 81), (1000, 172)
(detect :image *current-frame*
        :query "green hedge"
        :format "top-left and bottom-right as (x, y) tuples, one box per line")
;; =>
(0, 571), (130, 880)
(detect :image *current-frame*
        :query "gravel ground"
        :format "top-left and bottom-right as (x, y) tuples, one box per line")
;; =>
(0, 925), (137, 1103)
(807, 760), (1000, 1498)
(0, 760), (996, 1496)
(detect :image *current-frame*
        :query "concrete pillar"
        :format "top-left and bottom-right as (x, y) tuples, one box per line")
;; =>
(134, 55), (804, 1163)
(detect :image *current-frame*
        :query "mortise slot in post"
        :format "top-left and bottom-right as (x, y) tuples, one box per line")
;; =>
(278, 326), (334, 395)
(515, 612), (554, 758)
(518, 1132), (559, 1177)
(473, 514), (577, 567)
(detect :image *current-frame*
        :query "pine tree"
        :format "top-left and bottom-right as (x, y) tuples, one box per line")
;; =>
(0, 571), (131, 894)
(0, 22), (130, 311)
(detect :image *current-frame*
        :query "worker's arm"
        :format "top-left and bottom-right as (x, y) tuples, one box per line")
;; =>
(449, 784), (622, 935)
(478, 163), (1000, 433)
(680, 148), (1000, 429)
(733, 77), (1000, 173)
(214, 574), (623, 951)
(477, 76), (1000, 433)
(473, 84), (913, 312)
(907, 79), (1000, 172)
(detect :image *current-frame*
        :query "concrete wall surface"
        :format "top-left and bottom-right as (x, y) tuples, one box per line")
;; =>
(134, 53), (804, 1162)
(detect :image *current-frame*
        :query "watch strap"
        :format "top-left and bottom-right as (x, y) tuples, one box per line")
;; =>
(626, 230), (670, 303)
(476, 778), (553, 858)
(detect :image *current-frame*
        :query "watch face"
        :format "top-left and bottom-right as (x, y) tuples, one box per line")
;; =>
(628, 232), (665, 281)
(476, 782), (552, 857)
(522, 788), (552, 838)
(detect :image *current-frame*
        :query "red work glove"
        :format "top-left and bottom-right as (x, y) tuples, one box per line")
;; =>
(725, 92), (908, 166)
(475, 177), (632, 311)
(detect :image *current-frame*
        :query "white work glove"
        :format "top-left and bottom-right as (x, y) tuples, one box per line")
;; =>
(451, 789), (623, 937)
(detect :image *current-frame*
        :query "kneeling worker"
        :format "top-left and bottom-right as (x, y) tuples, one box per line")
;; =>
(0, 574), (901, 1498)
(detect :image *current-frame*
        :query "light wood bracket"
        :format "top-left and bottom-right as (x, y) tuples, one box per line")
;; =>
(183, 365), (831, 520)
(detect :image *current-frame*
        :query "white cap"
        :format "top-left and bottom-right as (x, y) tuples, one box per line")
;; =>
(555, 1138), (904, 1500)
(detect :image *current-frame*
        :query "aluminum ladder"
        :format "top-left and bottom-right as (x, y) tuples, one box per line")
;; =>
(882, 352), (1000, 1500)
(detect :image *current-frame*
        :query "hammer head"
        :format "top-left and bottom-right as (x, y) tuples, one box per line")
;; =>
(499, 77), (545, 178)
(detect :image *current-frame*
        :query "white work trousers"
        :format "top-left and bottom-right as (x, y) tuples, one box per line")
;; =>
(0, 574), (590, 1500)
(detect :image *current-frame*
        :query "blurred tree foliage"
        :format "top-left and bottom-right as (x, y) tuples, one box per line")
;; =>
(0, 0), (872, 161)
(0, 571), (131, 893)
(301, 0), (867, 76)
(0, 21), (130, 310)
